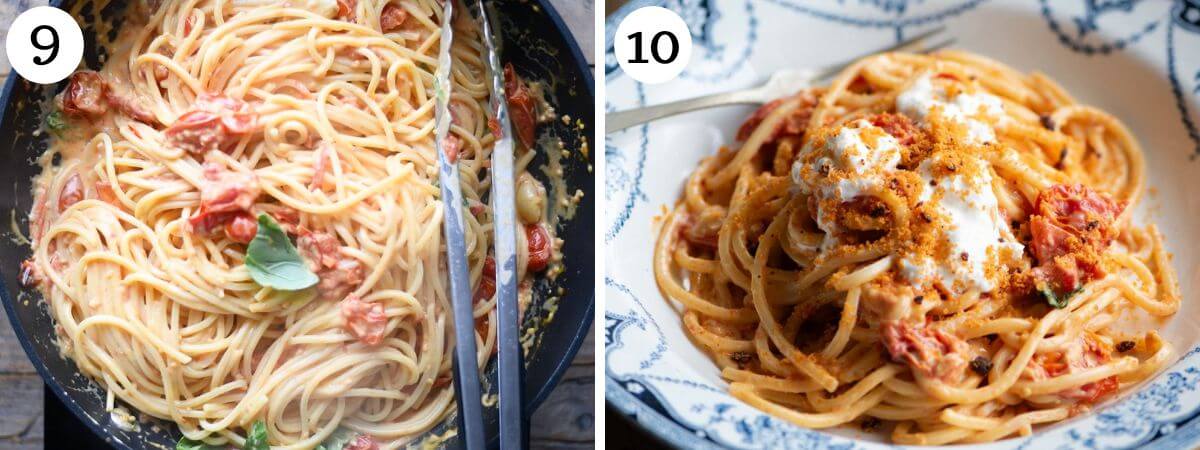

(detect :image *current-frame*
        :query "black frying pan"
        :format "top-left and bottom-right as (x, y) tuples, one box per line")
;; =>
(0, 0), (594, 448)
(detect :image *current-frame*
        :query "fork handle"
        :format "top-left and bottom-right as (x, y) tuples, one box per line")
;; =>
(606, 88), (765, 134)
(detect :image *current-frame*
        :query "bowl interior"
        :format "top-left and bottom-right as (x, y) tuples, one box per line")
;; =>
(604, 0), (1200, 447)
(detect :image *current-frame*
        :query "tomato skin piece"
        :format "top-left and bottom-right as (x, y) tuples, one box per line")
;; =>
(337, 0), (356, 21)
(58, 174), (84, 212)
(166, 111), (223, 154)
(182, 15), (195, 35)
(316, 258), (364, 300)
(1028, 184), (1124, 297)
(194, 163), (260, 217)
(104, 86), (158, 124)
(63, 71), (108, 117)
(736, 98), (784, 142)
(1070, 376), (1119, 403)
(488, 116), (502, 139)
(95, 181), (120, 205)
(297, 229), (364, 300)
(188, 163), (260, 237)
(678, 213), (718, 249)
(471, 257), (499, 356)
(474, 257), (496, 302)
(443, 134), (462, 164)
(881, 320), (969, 382)
(340, 294), (387, 346)
(734, 91), (820, 143)
(62, 70), (157, 123)
(525, 224), (551, 272)
(165, 94), (257, 154)
(19, 260), (41, 288)
(380, 4), (408, 32)
(1035, 184), (1124, 243)
(267, 208), (300, 234)
(223, 213), (258, 244)
(1030, 215), (1074, 263)
(298, 230), (340, 271)
(504, 64), (538, 149)
(1027, 335), (1117, 404)
(868, 112), (919, 146)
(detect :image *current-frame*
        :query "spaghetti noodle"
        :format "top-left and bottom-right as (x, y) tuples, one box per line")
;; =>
(654, 51), (1180, 444)
(23, 0), (554, 448)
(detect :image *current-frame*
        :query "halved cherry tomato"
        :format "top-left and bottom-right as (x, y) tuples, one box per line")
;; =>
(525, 224), (551, 272)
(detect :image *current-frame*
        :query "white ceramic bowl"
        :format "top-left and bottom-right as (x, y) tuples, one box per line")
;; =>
(604, 1), (1200, 448)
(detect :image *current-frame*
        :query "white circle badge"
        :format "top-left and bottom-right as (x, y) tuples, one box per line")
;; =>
(6, 6), (85, 85)
(613, 6), (693, 84)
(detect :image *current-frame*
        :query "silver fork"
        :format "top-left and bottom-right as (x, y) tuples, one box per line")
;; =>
(605, 27), (954, 134)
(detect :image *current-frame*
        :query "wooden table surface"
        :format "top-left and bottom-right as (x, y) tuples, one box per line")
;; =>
(0, 1), (594, 448)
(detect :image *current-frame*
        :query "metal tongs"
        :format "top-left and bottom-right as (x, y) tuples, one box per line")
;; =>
(474, 0), (528, 448)
(432, 0), (485, 447)
(436, 0), (526, 448)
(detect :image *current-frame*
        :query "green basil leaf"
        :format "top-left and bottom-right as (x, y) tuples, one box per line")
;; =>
(45, 110), (69, 138)
(176, 437), (224, 450)
(1040, 286), (1080, 309)
(243, 420), (269, 450)
(315, 428), (358, 450)
(1040, 287), (1065, 308)
(245, 214), (318, 291)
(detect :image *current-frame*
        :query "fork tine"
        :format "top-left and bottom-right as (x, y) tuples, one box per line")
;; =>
(809, 25), (949, 81)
